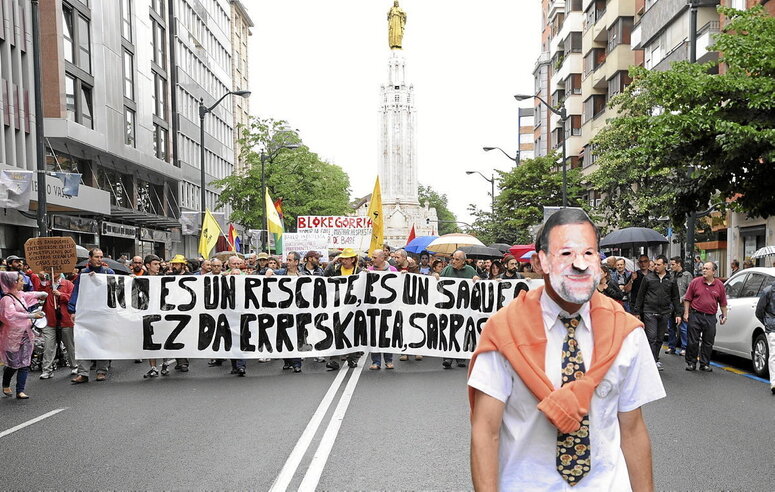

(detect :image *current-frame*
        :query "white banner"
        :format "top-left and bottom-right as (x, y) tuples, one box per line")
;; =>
(74, 273), (540, 360)
(282, 232), (329, 261)
(296, 215), (372, 250)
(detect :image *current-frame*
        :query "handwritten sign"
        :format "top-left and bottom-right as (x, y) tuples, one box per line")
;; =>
(24, 237), (77, 275)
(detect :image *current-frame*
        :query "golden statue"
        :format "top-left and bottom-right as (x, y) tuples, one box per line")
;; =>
(388, 1), (407, 50)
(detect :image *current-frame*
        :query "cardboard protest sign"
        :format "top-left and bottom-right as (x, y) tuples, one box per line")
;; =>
(24, 237), (77, 276)
(74, 273), (541, 360)
(296, 215), (372, 250)
(282, 232), (329, 261)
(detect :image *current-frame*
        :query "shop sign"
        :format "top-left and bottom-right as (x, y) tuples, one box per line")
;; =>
(101, 221), (137, 239)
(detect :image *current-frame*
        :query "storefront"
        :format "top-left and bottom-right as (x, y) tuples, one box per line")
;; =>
(50, 214), (99, 249)
(100, 221), (138, 260)
(741, 225), (767, 267)
(139, 227), (170, 259)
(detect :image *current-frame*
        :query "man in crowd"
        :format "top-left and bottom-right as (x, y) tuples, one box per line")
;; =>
(323, 248), (363, 370)
(469, 208), (663, 490)
(139, 255), (165, 378)
(4, 255), (33, 293)
(666, 256), (692, 356)
(277, 251), (303, 373)
(633, 255), (681, 371)
(501, 255), (524, 280)
(168, 255), (188, 275)
(199, 259), (211, 275)
(301, 251), (324, 276)
(610, 258), (634, 312)
(38, 269), (75, 379)
(730, 259), (740, 276)
(754, 278), (775, 395)
(165, 255), (191, 373)
(129, 256), (145, 276)
(367, 250), (403, 367)
(393, 249), (410, 272)
(210, 258), (224, 275)
(629, 254), (650, 304)
(440, 250), (480, 369)
(70, 248), (114, 384)
(683, 262), (727, 372)
(418, 254), (431, 275)
(255, 252), (272, 274)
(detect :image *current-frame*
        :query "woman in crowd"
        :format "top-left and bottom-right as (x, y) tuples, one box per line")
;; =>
(597, 264), (624, 301)
(0, 271), (48, 399)
(431, 259), (445, 279)
(489, 260), (504, 280)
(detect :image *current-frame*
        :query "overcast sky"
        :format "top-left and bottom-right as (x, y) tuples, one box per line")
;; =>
(246, 1), (541, 223)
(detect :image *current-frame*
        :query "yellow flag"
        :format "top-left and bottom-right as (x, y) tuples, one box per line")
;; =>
(265, 189), (284, 237)
(198, 209), (223, 258)
(366, 176), (383, 255)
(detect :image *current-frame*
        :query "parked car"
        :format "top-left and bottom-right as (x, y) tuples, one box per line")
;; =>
(714, 267), (774, 378)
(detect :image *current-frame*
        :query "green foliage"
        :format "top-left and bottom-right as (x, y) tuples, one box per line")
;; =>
(213, 117), (352, 230)
(468, 153), (587, 244)
(589, 6), (775, 227)
(418, 184), (459, 235)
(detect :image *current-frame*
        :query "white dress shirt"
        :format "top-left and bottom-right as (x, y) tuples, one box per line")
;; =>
(468, 291), (666, 491)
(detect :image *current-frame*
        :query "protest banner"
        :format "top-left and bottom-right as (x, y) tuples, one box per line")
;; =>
(74, 273), (541, 360)
(24, 237), (77, 276)
(296, 215), (372, 250)
(281, 232), (329, 260)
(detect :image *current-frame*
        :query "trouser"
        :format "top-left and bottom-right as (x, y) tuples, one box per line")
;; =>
(3, 366), (29, 393)
(667, 319), (688, 350)
(371, 353), (393, 365)
(442, 358), (466, 365)
(643, 312), (669, 362)
(77, 360), (111, 377)
(767, 333), (775, 389)
(686, 311), (717, 367)
(230, 359), (246, 371)
(283, 358), (302, 368)
(42, 325), (75, 373)
(329, 353), (359, 365)
(174, 358), (189, 368)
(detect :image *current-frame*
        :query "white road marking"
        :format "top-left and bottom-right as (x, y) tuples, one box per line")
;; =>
(268, 364), (350, 492)
(298, 358), (367, 492)
(0, 408), (67, 439)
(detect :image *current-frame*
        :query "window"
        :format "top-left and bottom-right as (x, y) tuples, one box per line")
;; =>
(62, 7), (74, 63)
(152, 0), (165, 18)
(123, 50), (134, 100)
(564, 0), (582, 14)
(121, 0), (132, 41)
(725, 273), (747, 299)
(564, 73), (582, 94)
(740, 274), (769, 298)
(583, 94), (606, 122)
(153, 72), (166, 118)
(152, 20), (166, 69)
(124, 107), (135, 146)
(608, 71), (632, 96)
(607, 17), (633, 52)
(77, 14), (90, 72)
(583, 48), (606, 76)
(80, 85), (93, 128)
(551, 89), (565, 107)
(153, 124), (168, 161)
(563, 32), (582, 54)
(65, 75), (76, 121)
(566, 115), (582, 137)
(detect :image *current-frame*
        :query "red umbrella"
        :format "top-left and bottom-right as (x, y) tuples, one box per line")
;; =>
(509, 244), (535, 261)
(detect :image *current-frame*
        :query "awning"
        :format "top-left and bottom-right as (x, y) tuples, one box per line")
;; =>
(108, 205), (181, 229)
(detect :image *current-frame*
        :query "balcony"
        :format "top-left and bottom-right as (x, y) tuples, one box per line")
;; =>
(696, 21), (720, 64)
(549, 0), (566, 20)
(553, 53), (583, 87)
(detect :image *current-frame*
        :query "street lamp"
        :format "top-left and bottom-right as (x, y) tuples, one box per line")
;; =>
(482, 146), (518, 163)
(260, 142), (299, 251)
(198, 90), (251, 227)
(465, 170), (496, 218)
(514, 93), (568, 207)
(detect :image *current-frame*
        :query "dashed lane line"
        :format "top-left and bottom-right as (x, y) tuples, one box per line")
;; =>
(0, 408), (67, 439)
(268, 364), (350, 492)
(298, 358), (367, 492)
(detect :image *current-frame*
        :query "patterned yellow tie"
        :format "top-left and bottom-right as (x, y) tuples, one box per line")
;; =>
(556, 315), (591, 486)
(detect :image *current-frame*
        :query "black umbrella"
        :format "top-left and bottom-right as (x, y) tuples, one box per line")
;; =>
(488, 243), (512, 254)
(600, 227), (668, 249)
(76, 258), (131, 274)
(460, 245), (504, 260)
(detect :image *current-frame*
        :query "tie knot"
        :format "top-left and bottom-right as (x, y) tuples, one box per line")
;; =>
(559, 315), (581, 330)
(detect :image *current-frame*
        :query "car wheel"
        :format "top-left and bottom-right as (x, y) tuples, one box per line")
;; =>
(752, 333), (769, 378)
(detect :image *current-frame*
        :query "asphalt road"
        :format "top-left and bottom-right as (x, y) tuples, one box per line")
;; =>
(1, 349), (773, 490)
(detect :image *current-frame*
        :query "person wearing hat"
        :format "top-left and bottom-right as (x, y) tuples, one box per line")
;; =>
(323, 248), (363, 370)
(168, 254), (189, 275)
(300, 251), (324, 276)
(254, 252), (272, 275)
(160, 254), (192, 373)
(140, 254), (165, 379)
(70, 248), (115, 384)
(3, 255), (33, 295)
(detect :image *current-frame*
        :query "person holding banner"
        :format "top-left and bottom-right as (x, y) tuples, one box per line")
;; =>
(468, 208), (663, 491)
(277, 251), (304, 373)
(441, 250), (480, 369)
(367, 250), (398, 369)
(300, 251), (324, 276)
(0, 271), (48, 399)
(70, 249), (114, 384)
(138, 255), (165, 379)
(323, 248), (363, 370)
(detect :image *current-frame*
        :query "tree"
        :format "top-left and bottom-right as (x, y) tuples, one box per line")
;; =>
(468, 153), (587, 244)
(418, 184), (459, 235)
(589, 6), (775, 227)
(213, 117), (352, 230)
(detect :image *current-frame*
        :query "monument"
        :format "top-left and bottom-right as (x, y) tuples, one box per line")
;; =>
(357, 1), (437, 248)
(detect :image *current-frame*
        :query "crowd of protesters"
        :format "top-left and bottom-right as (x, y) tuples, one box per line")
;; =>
(1, 243), (772, 399)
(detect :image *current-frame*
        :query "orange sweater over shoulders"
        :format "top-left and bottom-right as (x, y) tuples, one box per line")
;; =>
(468, 286), (643, 434)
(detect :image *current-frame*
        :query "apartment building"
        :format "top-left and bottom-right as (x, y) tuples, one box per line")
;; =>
(230, 0), (252, 176)
(518, 107), (536, 162)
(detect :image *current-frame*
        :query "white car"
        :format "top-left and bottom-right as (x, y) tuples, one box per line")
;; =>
(715, 267), (774, 378)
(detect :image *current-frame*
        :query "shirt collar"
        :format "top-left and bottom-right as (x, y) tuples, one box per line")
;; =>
(540, 289), (592, 333)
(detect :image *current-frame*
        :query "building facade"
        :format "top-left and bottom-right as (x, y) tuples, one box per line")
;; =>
(229, 0), (252, 176)
(0, 0), (247, 260)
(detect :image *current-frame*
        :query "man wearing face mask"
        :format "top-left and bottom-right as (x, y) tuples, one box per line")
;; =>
(38, 271), (75, 379)
(468, 208), (664, 491)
